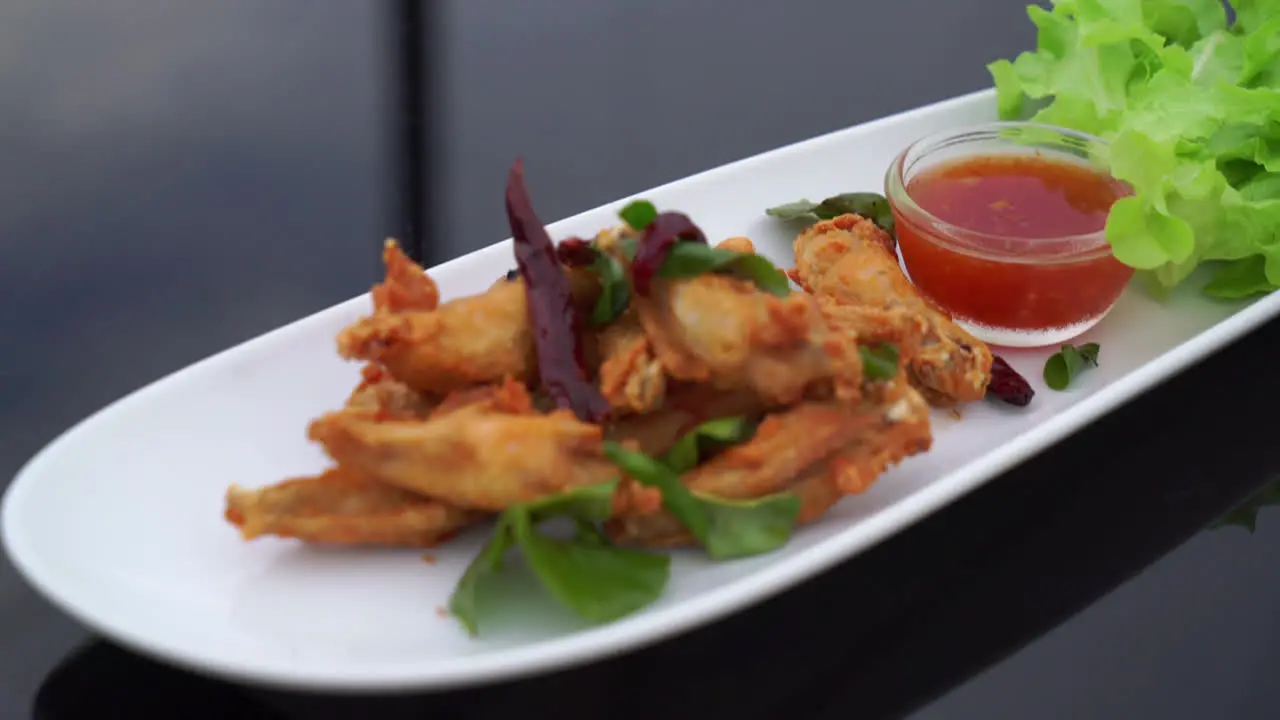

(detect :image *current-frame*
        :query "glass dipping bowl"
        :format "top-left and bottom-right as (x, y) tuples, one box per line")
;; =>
(884, 121), (1134, 348)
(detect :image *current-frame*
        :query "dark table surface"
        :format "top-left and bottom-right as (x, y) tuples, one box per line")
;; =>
(4, 2), (1279, 719)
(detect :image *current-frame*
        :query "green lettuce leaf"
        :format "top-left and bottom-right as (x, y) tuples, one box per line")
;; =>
(1233, 1), (1280, 36)
(989, 1), (1280, 296)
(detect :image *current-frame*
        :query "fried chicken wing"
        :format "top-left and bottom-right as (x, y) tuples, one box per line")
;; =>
(817, 297), (926, 373)
(594, 234), (765, 415)
(716, 236), (755, 254)
(336, 270), (600, 395)
(224, 466), (484, 547)
(596, 310), (666, 415)
(345, 363), (437, 420)
(607, 382), (771, 456)
(607, 384), (932, 547)
(793, 213), (992, 405)
(307, 394), (617, 511)
(372, 239), (440, 313)
(635, 274), (861, 406)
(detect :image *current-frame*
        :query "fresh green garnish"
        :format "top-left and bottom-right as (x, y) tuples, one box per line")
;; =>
(765, 192), (896, 237)
(589, 251), (631, 325)
(657, 243), (792, 297)
(1204, 255), (1274, 299)
(619, 200), (659, 231)
(448, 481), (670, 636)
(859, 343), (901, 381)
(989, 1), (1280, 296)
(1212, 477), (1280, 533)
(1043, 342), (1100, 391)
(617, 235), (640, 261)
(662, 416), (756, 473)
(615, 204), (791, 296)
(602, 419), (802, 560)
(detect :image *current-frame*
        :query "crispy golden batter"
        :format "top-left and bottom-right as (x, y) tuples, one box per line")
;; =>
(371, 239), (440, 314)
(307, 388), (617, 511)
(336, 269), (600, 395)
(224, 466), (483, 547)
(227, 214), (950, 564)
(344, 364), (437, 420)
(635, 273), (861, 406)
(607, 383), (932, 546)
(817, 297), (926, 372)
(597, 310), (666, 415)
(793, 213), (992, 405)
(595, 235), (765, 415)
(608, 383), (772, 456)
(716, 236), (756, 254)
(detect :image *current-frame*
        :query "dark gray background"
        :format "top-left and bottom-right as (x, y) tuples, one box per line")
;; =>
(0, 2), (1275, 718)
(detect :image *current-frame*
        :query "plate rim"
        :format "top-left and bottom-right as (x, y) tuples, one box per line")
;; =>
(6, 87), (1277, 693)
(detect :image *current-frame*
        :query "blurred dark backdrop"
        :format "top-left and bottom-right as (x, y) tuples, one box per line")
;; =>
(0, 2), (1276, 718)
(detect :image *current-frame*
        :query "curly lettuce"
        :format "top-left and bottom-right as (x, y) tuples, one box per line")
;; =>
(989, 0), (1280, 298)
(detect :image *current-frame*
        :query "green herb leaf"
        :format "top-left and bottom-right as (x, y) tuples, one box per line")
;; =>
(590, 251), (631, 325)
(510, 510), (670, 623)
(765, 192), (896, 237)
(658, 242), (792, 296)
(448, 481), (669, 635)
(1204, 255), (1275, 299)
(764, 200), (822, 220)
(603, 442), (711, 539)
(698, 492), (802, 560)
(619, 200), (658, 230)
(859, 343), (901, 381)
(447, 516), (515, 636)
(1043, 342), (1101, 391)
(1211, 477), (1280, 532)
(1076, 342), (1100, 366)
(617, 235), (639, 261)
(522, 480), (618, 522)
(602, 440), (801, 560)
(662, 417), (757, 474)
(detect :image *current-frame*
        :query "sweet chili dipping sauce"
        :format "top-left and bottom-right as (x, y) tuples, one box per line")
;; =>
(885, 123), (1134, 347)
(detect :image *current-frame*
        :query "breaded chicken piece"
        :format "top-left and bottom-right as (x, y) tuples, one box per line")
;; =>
(372, 239), (440, 313)
(635, 273), (861, 406)
(607, 383), (772, 457)
(817, 296), (927, 374)
(336, 269), (600, 395)
(424, 376), (537, 418)
(597, 310), (666, 416)
(793, 213), (992, 405)
(224, 466), (484, 547)
(307, 388), (617, 512)
(595, 235), (760, 415)
(607, 383), (932, 547)
(716, 236), (756, 254)
(344, 363), (437, 420)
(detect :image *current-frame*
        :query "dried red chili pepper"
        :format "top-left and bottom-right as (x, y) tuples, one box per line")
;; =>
(555, 237), (597, 268)
(987, 355), (1034, 407)
(630, 212), (708, 296)
(504, 159), (610, 423)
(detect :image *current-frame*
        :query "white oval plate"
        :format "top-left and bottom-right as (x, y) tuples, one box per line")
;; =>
(4, 89), (1277, 693)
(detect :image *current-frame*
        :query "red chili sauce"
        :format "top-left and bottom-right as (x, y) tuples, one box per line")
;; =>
(894, 155), (1133, 331)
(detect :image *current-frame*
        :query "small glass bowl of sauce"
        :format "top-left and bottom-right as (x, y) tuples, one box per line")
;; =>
(884, 122), (1133, 348)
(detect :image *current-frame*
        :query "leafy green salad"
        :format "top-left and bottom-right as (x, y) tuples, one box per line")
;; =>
(989, 0), (1280, 298)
